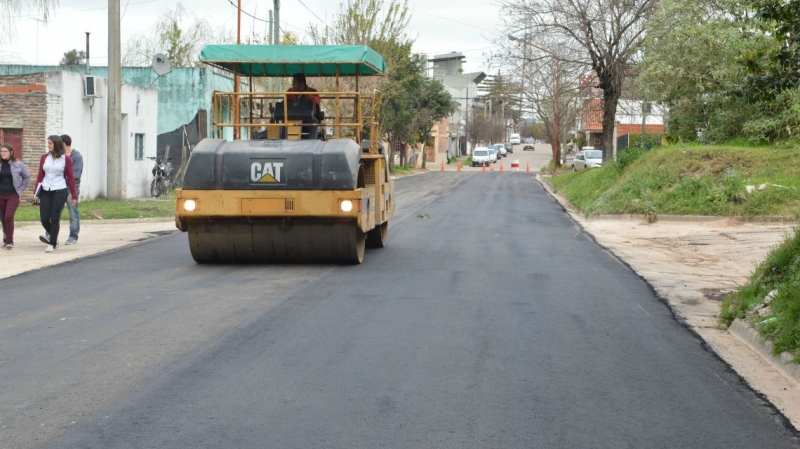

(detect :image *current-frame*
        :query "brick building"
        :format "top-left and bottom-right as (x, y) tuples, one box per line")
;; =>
(0, 71), (157, 199)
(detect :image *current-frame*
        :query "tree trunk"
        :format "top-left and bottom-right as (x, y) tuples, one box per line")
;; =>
(387, 136), (396, 174)
(600, 95), (619, 163)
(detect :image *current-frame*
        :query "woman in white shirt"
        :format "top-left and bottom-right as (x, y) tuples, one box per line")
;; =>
(33, 135), (78, 253)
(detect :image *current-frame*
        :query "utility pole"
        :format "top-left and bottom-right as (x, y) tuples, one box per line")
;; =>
(233, 0), (241, 140)
(107, 0), (122, 199)
(85, 32), (91, 74)
(274, 0), (280, 45)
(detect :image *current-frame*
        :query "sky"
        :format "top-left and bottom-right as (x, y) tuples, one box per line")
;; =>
(0, 0), (504, 74)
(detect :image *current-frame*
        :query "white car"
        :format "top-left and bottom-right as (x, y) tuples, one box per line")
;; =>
(487, 148), (498, 163)
(572, 149), (603, 171)
(471, 147), (492, 167)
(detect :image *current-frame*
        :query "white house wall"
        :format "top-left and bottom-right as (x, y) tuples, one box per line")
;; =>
(46, 71), (104, 200)
(44, 71), (158, 199)
(121, 86), (158, 198)
(616, 99), (666, 126)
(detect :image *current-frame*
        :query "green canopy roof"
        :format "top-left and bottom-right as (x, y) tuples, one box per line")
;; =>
(200, 45), (386, 77)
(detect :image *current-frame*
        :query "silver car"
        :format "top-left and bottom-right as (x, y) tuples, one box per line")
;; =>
(572, 149), (603, 171)
(491, 143), (507, 158)
(487, 148), (498, 163)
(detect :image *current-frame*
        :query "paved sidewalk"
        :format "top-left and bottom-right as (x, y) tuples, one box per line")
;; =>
(1, 218), (177, 280)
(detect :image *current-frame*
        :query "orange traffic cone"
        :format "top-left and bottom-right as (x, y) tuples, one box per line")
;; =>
(457, 161), (462, 172)
(490, 162), (495, 171)
(500, 161), (504, 172)
(526, 161), (530, 172)
(441, 160), (445, 171)
(482, 162), (486, 172)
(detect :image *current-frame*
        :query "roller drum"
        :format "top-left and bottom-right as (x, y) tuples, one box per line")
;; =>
(188, 219), (366, 264)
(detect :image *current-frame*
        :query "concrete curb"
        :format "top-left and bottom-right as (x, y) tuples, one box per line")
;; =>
(16, 216), (175, 226)
(729, 319), (800, 385)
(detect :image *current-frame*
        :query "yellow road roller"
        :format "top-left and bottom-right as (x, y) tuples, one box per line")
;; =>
(175, 45), (395, 263)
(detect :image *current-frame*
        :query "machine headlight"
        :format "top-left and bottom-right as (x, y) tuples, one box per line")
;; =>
(184, 199), (197, 212)
(339, 199), (353, 212)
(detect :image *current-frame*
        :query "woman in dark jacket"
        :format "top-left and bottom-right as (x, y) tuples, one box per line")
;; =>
(0, 143), (31, 249)
(32, 135), (77, 253)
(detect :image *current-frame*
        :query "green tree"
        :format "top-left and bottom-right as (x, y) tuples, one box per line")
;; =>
(59, 49), (86, 67)
(381, 48), (422, 168)
(123, 3), (213, 67)
(747, 0), (800, 95)
(409, 75), (453, 169)
(639, 0), (773, 142)
(1, 0), (57, 43)
(307, 0), (411, 58)
(307, 0), (417, 171)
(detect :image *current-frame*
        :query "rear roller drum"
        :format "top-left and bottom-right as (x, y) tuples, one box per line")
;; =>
(366, 222), (388, 248)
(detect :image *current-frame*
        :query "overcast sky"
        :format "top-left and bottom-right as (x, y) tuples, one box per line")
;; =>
(1, 0), (503, 74)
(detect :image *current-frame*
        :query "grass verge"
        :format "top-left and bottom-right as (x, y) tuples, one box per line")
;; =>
(15, 197), (175, 222)
(551, 144), (800, 218)
(720, 227), (800, 362)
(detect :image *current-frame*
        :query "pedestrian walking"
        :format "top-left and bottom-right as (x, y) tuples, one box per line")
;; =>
(0, 143), (30, 249)
(61, 134), (82, 245)
(32, 135), (77, 253)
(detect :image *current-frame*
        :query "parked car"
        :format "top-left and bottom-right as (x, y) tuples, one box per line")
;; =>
(471, 147), (492, 167)
(487, 148), (498, 163)
(572, 149), (603, 171)
(504, 142), (514, 154)
(491, 143), (507, 158)
(523, 144), (535, 151)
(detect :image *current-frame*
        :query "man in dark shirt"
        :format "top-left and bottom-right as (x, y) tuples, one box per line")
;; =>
(61, 134), (83, 245)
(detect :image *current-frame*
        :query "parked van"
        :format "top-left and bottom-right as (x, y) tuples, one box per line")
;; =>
(509, 133), (521, 144)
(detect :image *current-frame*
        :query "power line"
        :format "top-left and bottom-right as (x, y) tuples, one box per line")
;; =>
(297, 0), (327, 27)
(414, 10), (495, 33)
(226, 0), (268, 23)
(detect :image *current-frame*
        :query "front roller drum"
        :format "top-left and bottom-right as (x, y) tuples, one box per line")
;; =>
(188, 220), (366, 264)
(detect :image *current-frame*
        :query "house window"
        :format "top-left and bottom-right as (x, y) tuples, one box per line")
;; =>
(134, 133), (144, 160)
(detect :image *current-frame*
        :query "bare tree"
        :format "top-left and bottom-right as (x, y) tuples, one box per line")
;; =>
(499, 0), (658, 162)
(494, 33), (582, 168)
(1, 0), (57, 43)
(123, 3), (213, 67)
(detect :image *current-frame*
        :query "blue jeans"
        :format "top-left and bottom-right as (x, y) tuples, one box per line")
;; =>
(66, 192), (80, 240)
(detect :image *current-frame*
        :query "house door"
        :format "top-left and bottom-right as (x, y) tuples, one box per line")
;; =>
(0, 129), (23, 160)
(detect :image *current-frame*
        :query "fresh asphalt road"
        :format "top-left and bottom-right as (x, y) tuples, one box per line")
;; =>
(2, 172), (798, 449)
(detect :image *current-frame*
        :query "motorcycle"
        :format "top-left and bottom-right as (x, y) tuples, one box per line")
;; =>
(148, 156), (173, 198)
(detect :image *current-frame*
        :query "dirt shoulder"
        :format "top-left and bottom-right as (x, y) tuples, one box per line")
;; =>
(538, 175), (800, 430)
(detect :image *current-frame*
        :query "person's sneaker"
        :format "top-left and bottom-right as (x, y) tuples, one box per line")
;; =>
(44, 244), (55, 253)
(65, 237), (77, 245)
(39, 234), (51, 244)
(4, 242), (12, 250)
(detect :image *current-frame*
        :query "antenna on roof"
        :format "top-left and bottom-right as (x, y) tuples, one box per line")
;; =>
(151, 53), (172, 85)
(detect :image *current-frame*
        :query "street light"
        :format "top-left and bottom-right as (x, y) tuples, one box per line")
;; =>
(509, 34), (561, 175)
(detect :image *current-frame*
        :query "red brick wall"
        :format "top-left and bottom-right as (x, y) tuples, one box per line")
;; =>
(617, 124), (664, 135)
(0, 74), (48, 199)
